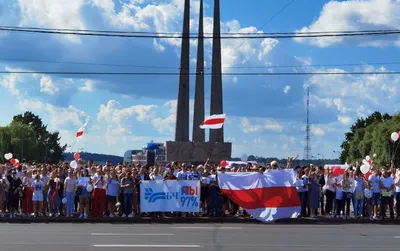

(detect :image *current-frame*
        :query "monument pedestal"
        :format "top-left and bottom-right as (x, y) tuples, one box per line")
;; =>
(166, 141), (232, 163)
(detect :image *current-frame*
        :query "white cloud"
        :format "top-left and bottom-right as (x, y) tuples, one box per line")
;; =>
(338, 115), (352, 126)
(91, 0), (279, 71)
(97, 100), (158, 124)
(39, 75), (59, 95)
(333, 98), (349, 113)
(18, 0), (85, 43)
(311, 126), (325, 137)
(240, 117), (284, 133)
(0, 67), (24, 96)
(79, 80), (95, 92)
(294, 0), (400, 47)
(309, 65), (400, 121)
(151, 99), (195, 135)
(17, 99), (86, 128)
(283, 85), (291, 94)
(152, 100), (177, 135)
(153, 39), (166, 52)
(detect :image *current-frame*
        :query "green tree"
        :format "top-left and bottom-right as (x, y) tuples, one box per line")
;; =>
(340, 111), (391, 162)
(12, 112), (67, 163)
(0, 122), (37, 162)
(341, 112), (400, 167)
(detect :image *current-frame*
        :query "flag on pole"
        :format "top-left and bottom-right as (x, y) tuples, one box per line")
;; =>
(199, 114), (226, 129)
(217, 170), (301, 223)
(76, 121), (88, 141)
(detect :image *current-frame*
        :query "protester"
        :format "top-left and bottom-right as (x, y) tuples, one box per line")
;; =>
(32, 174), (44, 217)
(64, 170), (77, 217)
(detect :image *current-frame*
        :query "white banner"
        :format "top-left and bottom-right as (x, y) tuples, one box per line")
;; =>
(140, 180), (200, 212)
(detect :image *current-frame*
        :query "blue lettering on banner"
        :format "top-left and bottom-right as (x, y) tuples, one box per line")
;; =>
(144, 188), (178, 203)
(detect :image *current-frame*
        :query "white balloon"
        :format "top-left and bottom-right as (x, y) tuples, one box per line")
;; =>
(373, 153), (377, 158)
(362, 159), (368, 165)
(70, 160), (78, 169)
(360, 164), (370, 174)
(366, 156), (371, 161)
(240, 154), (248, 162)
(4, 153), (12, 160)
(86, 185), (93, 192)
(62, 198), (67, 204)
(391, 132), (399, 142)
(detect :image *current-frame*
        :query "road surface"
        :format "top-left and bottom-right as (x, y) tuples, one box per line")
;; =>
(0, 223), (398, 250)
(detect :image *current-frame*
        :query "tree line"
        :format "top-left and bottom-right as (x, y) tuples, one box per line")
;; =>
(0, 112), (66, 164)
(340, 111), (400, 167)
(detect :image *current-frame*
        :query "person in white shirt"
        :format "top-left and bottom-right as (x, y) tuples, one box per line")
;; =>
(32, 174), (44, 217)
(92, 167), (106, 217)
(149, 167), (163, 181)
(177, 164), (190, 180)
(324, 172), (336, 215)
(380, 170), (394, 219)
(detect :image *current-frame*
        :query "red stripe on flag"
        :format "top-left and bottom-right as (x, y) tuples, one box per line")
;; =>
(76, 131), (83, 138)
(324, 168), (345, 175)
(202, 118), (225, 125)
(221, 186), (301, 209)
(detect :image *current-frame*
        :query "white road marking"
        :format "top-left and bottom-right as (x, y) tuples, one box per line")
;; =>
(394, 236), (400, 238)
(91, 233), (174, 236)
(173, 226), (243, 230)
(93, 244), (201, 248)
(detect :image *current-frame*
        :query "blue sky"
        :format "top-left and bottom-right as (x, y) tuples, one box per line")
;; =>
(0, 0), (399, 159)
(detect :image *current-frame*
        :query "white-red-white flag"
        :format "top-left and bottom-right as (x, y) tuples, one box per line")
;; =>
(199, 114), (226, 129)
(218, 170), (301, 223)
(76, 121), (88, 141)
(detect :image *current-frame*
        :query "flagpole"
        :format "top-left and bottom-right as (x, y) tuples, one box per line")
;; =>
(70, 140), (77, 152)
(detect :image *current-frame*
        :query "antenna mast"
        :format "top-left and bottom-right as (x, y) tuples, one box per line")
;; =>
(304, 86), (311, 160)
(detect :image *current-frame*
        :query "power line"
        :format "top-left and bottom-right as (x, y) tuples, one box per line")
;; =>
(207, 0), (297, 71)
(0, 25), (398, 35)
(0, 27), (399, 39)
(2, 57), (400, 70)
(1, 71), (399, 76)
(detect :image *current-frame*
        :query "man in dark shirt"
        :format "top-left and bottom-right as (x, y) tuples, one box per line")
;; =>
(316, 166), (326, 215)
(7, 170), (22, 218)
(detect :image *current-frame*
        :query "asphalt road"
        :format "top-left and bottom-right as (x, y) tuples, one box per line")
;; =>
(0, 223), (399, 251)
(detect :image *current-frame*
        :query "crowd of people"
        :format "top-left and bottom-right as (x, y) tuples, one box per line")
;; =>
(296, 164), (399, 220)
(0, 159), (258, 218)
(0, 157), (397, 221)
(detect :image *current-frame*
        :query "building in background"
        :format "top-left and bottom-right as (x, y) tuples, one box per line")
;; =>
(124, 142), (167, 166)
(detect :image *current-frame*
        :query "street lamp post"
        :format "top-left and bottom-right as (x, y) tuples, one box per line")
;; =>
(333, 150), (340, 160)
(318, 153), (324, 160)
(17, 138), (31, 161)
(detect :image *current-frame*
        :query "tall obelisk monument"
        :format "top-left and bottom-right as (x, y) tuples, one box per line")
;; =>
(209, 0), (224, 143)
(192, 0), (205, 142)
(174, 0), (190, 142)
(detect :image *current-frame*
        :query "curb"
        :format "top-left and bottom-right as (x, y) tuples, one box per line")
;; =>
(0, 216), (261, 224)
(0, 216), (399, 224)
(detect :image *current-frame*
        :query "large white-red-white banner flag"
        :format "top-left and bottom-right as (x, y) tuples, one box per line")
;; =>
(218, 170), (301, 223)
(199, 114), (226, 129)
(76, 121), (88, 141)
